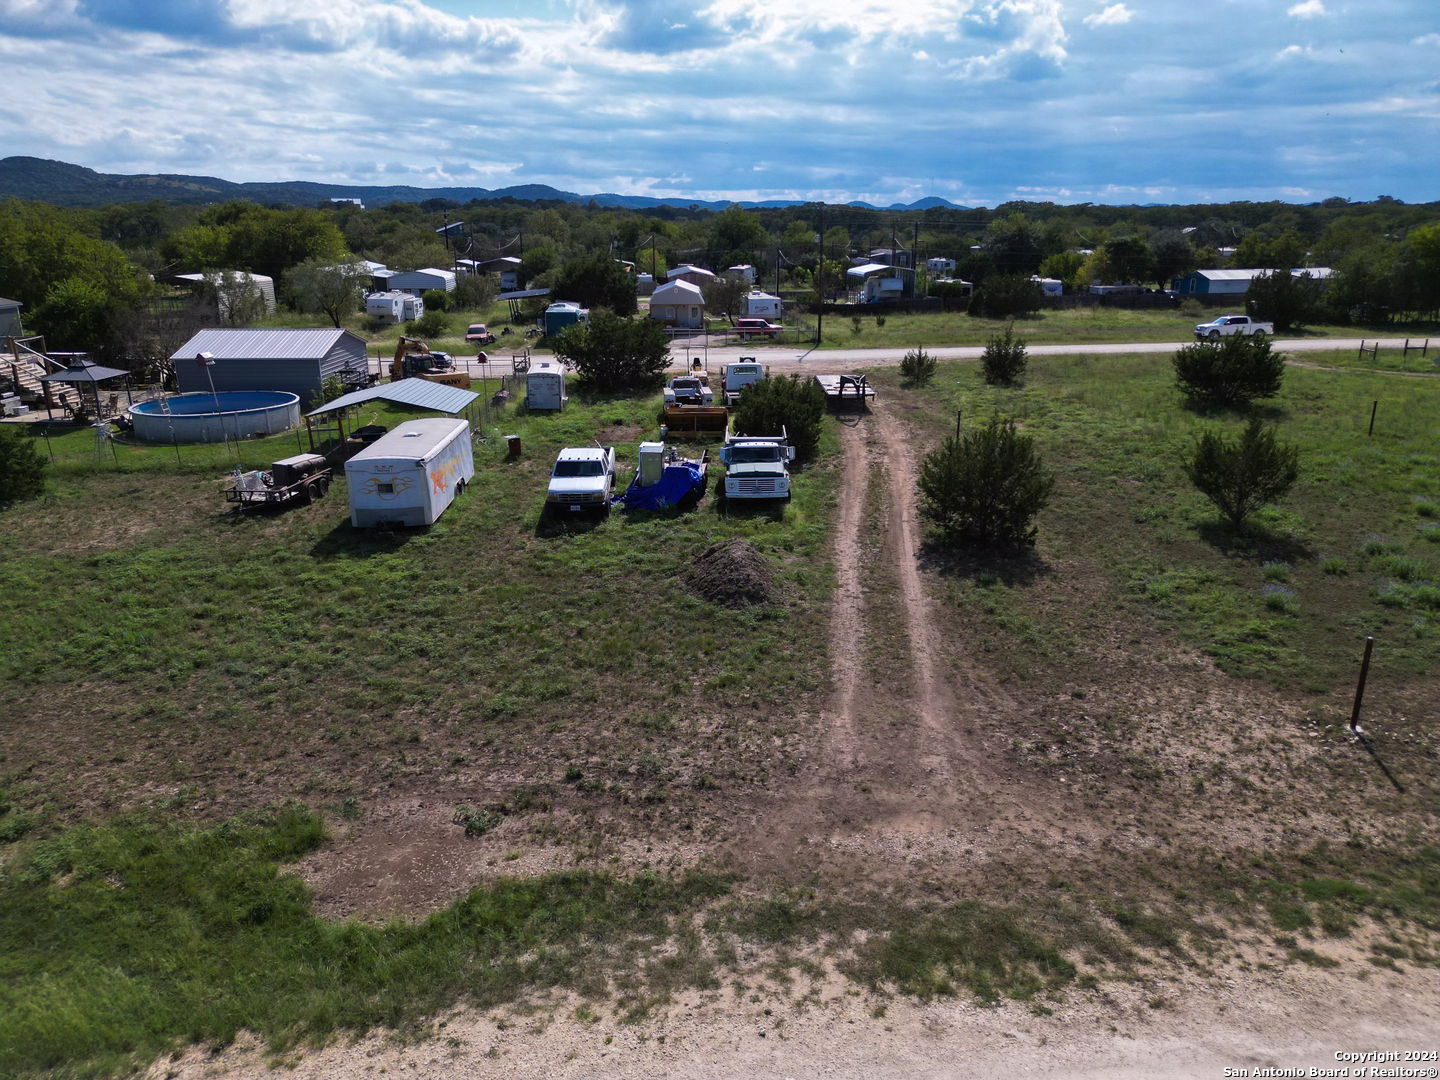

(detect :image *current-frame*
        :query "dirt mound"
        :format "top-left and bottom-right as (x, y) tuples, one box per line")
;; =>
(688, 538), (779, 608)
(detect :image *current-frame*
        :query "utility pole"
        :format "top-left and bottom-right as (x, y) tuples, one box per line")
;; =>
(914, 219), (920, 299)
(816, 203), (824, 345)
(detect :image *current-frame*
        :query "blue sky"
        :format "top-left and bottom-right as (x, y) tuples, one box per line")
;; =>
(0, 0), (1436, 205)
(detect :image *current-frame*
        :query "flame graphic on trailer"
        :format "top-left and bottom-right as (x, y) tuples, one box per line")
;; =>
(359, 474), (415, 501)
(344, 418), (474, 527)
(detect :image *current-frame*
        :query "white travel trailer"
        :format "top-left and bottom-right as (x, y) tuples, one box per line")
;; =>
(365, 291), (405, 324)
(744, 291), (783, 318)
(345, 418), (473, 527)
(526, 359), (568, 412)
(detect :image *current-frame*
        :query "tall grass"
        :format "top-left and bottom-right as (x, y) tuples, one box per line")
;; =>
(0, 806), (731, 1078)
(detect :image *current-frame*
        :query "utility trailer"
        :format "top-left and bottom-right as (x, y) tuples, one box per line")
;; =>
(813, 373), (875, 410)
(345, 418), (474, 527)
(224, 453), (332, 509)
(526, 359), (568, 411)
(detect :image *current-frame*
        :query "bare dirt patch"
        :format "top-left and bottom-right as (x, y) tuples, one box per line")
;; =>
(146, 940), (1440, 1080)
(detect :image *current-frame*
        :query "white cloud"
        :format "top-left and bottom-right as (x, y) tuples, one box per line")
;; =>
(1083, 4), (1132, 28)
(1286, 0), (1326, 18)
(0, 0), (1434, 205)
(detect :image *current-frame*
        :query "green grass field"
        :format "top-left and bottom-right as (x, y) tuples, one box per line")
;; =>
(5, 341), (1440, 1077)
(809, 307), (1433, 351)
(870, 350), (1440, 692)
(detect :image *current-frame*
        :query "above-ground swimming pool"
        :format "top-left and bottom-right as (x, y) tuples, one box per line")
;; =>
(127, 391), (301, 443)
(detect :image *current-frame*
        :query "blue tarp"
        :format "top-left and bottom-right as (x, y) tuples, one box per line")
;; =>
(616, 463), (706, 511)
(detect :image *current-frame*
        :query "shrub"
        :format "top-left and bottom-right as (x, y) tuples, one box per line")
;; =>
(1246, 269), (1322, 332)
(850, 315), (864, 336)
(981, 324), (1028, 386)
(1321, 557), (1349, 576)
(899, 347), (937, 386)
(1185, 415), (1300, 530)
(1172, 335), (1286, 407)
(410, 310), (450, 338)
(1263, 585), (1298, 614)
(917, 415), (1055, 547)
(421, 288), (450, 312)
(731, 374), (826, 462)
(0, 426), (47, 506)
(551, 309), (670, 392)
(550, 251), (639, 316)
(971, 275), (1044, 319)
(453, 272), (496, 309)
(875, 314), (887, 327)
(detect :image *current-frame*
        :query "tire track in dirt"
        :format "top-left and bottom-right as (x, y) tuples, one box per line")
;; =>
(749, 401), (1100, 876)
(874, 405), (961, 788)
(824, 414), (870, 770)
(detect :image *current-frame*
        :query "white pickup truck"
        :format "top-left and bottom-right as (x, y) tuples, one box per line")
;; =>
(721, 428), (795, 501)
(546, 446), (616, 514)
(721, 359), (765, 406)
(1194, 314), (1274, 341)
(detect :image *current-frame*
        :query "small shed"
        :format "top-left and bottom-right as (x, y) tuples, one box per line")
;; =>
(926, 257), (957, 276)
(477, 257), (524, 291)
(172, 272), (277, 316)
(869, 248), (911, 268)
(388, 268), (457, 296)
(665, 264), (716, 290)
(544, 301), (589, 337)
(728, 264), (756, 284)
(172, 328), (369, 407)
(847, 263), (914, 301)
(649, 280), (705, 329)
(0, 297), (22, 339)
(1172, 269), (1266, 295)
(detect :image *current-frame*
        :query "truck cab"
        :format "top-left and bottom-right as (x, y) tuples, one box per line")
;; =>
(664, 375), (713, 407)
(722, 360), (764, 406)
(721, 430), (794, 500)
(546, 446), (616, 513)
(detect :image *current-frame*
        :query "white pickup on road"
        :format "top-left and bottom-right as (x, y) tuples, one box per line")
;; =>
(1194, 315), (1274, 341)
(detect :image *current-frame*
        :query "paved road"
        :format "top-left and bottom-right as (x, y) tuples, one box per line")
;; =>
(667, 336), (1429, 373)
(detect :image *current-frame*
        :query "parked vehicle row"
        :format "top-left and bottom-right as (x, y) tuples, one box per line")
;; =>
(544, 425), (793, 517)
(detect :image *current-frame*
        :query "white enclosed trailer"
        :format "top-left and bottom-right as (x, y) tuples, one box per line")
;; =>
(526, 359), (568, 411)
(345, 418), (473, 527)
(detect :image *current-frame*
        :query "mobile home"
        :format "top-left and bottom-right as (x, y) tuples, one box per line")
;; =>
(526, 359), (568, 411)
(344, 418), (474, 528)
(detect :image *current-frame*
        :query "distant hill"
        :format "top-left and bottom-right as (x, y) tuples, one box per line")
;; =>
(0, 157), (966, 212)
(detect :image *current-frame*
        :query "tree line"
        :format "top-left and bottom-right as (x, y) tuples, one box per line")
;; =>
(2, 192), (1437, 363)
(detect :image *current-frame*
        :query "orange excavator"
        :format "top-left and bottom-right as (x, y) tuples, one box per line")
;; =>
(389, 336), (472, 389)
